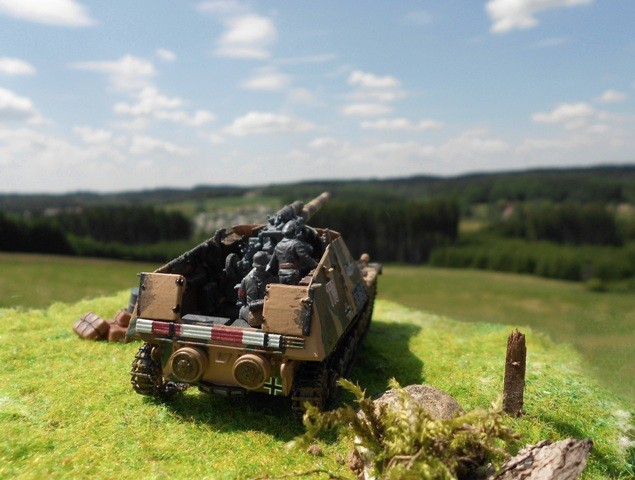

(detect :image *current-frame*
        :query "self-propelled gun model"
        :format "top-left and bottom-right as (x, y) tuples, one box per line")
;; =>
(126, 192), (381, 416)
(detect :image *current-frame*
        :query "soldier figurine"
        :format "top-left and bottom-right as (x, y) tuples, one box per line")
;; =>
(238, 251), (277, 327)
(267, 220), (318, 285)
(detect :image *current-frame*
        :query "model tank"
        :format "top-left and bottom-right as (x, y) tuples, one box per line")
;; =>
(126, 192), (381, 416)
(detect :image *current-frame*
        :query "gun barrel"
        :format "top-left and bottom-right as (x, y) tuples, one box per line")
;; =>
(300, 192), (330, 221)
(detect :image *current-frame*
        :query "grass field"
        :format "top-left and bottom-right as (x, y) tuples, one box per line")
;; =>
(0, 253), (156, 309)
(380, 265), (635, 406)
(0, 292), (632, 479)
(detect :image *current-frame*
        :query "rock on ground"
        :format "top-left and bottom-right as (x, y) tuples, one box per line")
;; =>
(373, 383), (465, 420)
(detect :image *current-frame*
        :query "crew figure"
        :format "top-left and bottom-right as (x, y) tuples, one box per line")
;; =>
(267, 220), (318, 285)
(238, 251), (277, 327)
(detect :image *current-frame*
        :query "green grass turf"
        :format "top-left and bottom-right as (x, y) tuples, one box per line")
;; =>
(0, 294), (632, 479)
(379, 265), (635, 407)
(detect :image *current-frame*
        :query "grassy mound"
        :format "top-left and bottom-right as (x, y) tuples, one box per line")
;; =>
(0, 295), (632, 479)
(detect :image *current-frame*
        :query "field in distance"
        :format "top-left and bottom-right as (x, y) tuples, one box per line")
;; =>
(0, 253), (155, 309)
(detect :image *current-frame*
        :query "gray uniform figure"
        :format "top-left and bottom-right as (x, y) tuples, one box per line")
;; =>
(268, 220), (318, 285)
(238, 251), (276, 327)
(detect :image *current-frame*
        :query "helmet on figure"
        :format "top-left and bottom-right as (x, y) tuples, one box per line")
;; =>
(282, 220), (297, 238)
(252, 251), (268, 268)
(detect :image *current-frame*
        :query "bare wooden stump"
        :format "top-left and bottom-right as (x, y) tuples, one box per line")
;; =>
(503, 330), (526, 417)
(490, 438), (593, 480)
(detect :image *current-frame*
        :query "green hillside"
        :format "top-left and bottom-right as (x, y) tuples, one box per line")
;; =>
(3, 165), (635, 214)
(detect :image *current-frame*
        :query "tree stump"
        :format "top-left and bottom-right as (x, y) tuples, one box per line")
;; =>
(503, 330), (526, 417)
(490, 438), (593, 480)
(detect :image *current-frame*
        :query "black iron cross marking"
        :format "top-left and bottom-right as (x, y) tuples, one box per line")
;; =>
(263, 377), (283, 396)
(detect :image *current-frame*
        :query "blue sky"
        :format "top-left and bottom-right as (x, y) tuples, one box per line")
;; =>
(0, 0), (634, 193)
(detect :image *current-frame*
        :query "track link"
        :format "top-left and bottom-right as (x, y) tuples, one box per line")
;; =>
(291, 282), (377, 419)
(130, 343), (187, 399)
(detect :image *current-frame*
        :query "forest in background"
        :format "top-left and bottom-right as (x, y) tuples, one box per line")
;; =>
(2, 165), (635, 289)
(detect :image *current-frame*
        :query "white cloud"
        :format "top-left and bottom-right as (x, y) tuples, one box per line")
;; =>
(0, 57), (36, 75)
(73, 125), (114, 144)
(517, 128), (627, 157)
(349, 90), (406, 103)
(436, 129), (509, 159)
(286, 88), (323, 107)
(215, 14), (277, 59)
(113, 86), (216, 127)
(0, 86), (43, 123)
(596, 90), (627, 104)
(345, 70), (405, 111)
(308, 130), (508, 177)
(155, 49), (176, 62)
(201, 132), (227, 145)
(532, 102), (596, 130)
(0, 127), (161, 191)
(0, 127), (75, 168)
(486, 0), (593, 33)
(341, 103), (392, 117)
(520, 104), (635, 162)
(196, 0), (248, 15)
(308, 137), (346, 150)
(223, 111), (314, 136)
(114, 87), (181, 116)
(71, 55), (156, 92)
(348, 70), (401, 89)
(0, 126), (129, 170)
(360, 118), (443, 131)
(241, 67), (292, 91)
(155, 109), (216, 126)
(0, 0), (94, 26)
(115, 117), (150, 131)
(130, 135), (192, 156)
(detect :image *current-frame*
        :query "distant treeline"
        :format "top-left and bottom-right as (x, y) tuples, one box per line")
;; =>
(0, 206), (191, 261)
(266, 165), (635, 207)
(3, 166), (635, 288)
(0, 212), (73, 255)
(0, 186), (246, 215)
(309, 198), (459, 263)
(493, 202), (623, 246)
(52, 206), (191, 245)
(3, 165), (635, 215)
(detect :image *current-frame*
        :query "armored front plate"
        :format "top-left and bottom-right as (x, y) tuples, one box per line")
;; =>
(262, 284), (308, 336)
(137, 272), (186, 321)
